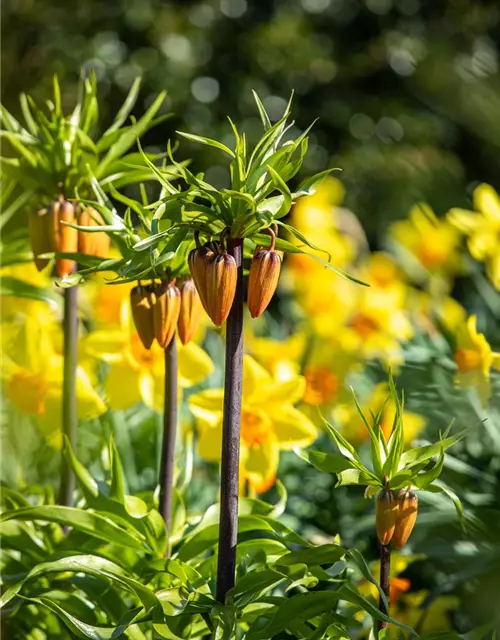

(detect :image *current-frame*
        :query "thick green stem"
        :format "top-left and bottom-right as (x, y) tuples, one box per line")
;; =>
(378, 543), (391, 630)
(58, 285), (78, 507)
(159, 334), (178, 555)
(216, 238), (244, 602)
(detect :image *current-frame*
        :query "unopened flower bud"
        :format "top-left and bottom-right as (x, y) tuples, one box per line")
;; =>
(77, 206), (110, 258)
(49, 196), (78, 278)
(247, 247), (281, 318)
(188, 245), (214, 315)
(376, 489), (398, 545)
(154, 281), (181, 348)
(130, 285), (155, 349)
(178, 279), (202, 345)
(393, 490), (418, 549)
(29, 208), (55, 271)
(206, 252), (237, 327)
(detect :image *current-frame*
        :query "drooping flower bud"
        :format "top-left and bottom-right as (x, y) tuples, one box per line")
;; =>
(49, 196), (78, 278)
(178, 279), (202, 345)
(77, 206), (110, 258)
(29, 208), (55, 271)
(247, 248), (282, 318)
(393, 490), (418, 549)
(376, 489), (398, 545)
(154, 281), (181, 348)
(130, 284), (155, 349)
(206, 252), (237, 327)
(188, 245), (214, 315)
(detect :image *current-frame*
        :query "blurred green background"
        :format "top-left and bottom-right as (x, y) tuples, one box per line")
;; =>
(3, 0), (500, 241)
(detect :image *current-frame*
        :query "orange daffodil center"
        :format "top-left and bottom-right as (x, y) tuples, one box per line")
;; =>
(7, 370), (48, 416)
(189, 355), (317, 494)
(303, 366), (339, 406)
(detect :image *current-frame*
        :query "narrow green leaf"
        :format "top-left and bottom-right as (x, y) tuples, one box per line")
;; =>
(1, 506), (146, 550)
(177, 131), (235, 158)
(104, 77), (142, 135)
(252, 91), (272, 130)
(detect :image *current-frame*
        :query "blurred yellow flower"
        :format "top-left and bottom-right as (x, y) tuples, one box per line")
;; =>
(189, 355), (317, 493)
(302, 339), (359, 407)
(2, 309), (106, 448)
(409, 290), (466, 335)
(397, 591), (459, 636)
(247, 333), (306, 381)
(335, 382), (426, 445)
(1, 262), (56, 321)
(454, 315), (500, 406)
(448, 183), (500, 288)
(344, 290), (413, 364)
(287, 177), (358, 281)
(389, 204), (462, 278)
(84, 306), (213, 412)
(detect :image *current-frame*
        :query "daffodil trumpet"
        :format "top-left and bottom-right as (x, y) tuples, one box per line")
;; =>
(216, 235), (244, 602)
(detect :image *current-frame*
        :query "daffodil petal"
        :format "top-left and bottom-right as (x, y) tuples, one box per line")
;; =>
(270, 406), (318, 450)
(487, 254), (500, 290)
(178, 342), (214, 388)
(189, 389), (224, 425)
(104, 360), (142, 410)
(254, 376), (306, 408)
(474, 183), (500, 223)
(243, 355), (272, 402)
(84, 331), (128, 363)
(244, 435), (279, 492)
(447, 208), (478, 233)
(197, 420), (223, 461)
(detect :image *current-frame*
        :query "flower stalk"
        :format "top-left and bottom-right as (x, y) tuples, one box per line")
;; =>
(58, 284), (78, 507)
(378, 542), (391, 631)
(158, 334), (178, 555)
(216, 237), (244, 602)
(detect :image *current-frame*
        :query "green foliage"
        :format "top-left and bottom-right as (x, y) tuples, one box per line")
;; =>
(0, 73), (169, 221)
(1, 439), (420, 639)
(301, 374), (465, 522)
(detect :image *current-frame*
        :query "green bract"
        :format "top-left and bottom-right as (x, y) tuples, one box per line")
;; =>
(0, 73), (170, 203)
(298, 374), (465, 523)
(77, 92), (365, 288)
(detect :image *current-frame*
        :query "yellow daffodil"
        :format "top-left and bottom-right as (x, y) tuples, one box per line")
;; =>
(1, 262), (57, 321)
(448, 183), (500, 288)
(302, 339), (360, 407)
(454, 315), (500, 406)
(189, 355), (317, 493)
(2, 309), (106, 448)
(287, 177), (358, 283)
(84, 305), (213, 412)
(247, 333), (306, 381)
(389, 204), (462, 280)
(409, 290), (466, 336)
(334, 382), (426, 445)
(343, 292), (413, 365)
